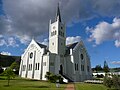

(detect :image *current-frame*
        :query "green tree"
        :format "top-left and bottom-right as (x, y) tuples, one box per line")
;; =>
(95, 65), (103, 72)
(2, 68), (15, 86)
(10, 62), (19, 75)
(10, 62), (19, 71)
(103, 61), (109, 73)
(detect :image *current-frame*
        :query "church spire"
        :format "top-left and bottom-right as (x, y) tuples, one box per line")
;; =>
(55, 3), (61, 22)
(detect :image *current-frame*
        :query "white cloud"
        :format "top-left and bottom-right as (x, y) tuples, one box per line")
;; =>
(0, 36), (19, 47)
(41, 39), (48, 46)
(7, 37), (19, 47)
(111, 61), (120, 65)
(0, 35), (3, 38)
(38, 36), (81, 46)
(0, 39), (7, 46)
(115, 40), (120, 47)
(66, 36), (81, 45)
(1, 0), (120, 45)
(1, 51), (11, 56)
(17, 35), (31, 45)
(87, 18), (120, 47)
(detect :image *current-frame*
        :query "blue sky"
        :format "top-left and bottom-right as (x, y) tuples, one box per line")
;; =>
(0, 0), (120, 68)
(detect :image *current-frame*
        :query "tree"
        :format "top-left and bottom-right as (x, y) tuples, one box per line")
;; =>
(0, 66), (4, 74)
(2, 68), (15, 86)
(103, 61), (109, 73)
(94, 65), (103, 72)
(10, 62), (19, 75)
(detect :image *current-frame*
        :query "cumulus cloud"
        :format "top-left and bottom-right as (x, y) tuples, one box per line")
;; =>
(0, 36), (19, 47)
(87, 18), (120, 47)
(0, 39), (7, 46)
(41, 39), (48, 46)
(1, 51), (11, 55)
(66, 36), (81, 45)
(111, 61), (120, 65)
(38, 36), (81, 46)
(1, 0), (120, 45)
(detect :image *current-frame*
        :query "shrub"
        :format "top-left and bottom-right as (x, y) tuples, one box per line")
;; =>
(103, 75), (120, 89)
(45, 72), (63, 83)
(112, 75), (120, 89)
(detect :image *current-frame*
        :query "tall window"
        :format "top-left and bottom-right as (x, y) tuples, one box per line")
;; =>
(38, 63), (39, 70)
(22, 65), (26, 71)
(35, 63), (37, 70)
(81, 65), (84, 71)
(81, 54), (84, 60)
(75, 63), (79, 71)
(87, 66), (89, 72)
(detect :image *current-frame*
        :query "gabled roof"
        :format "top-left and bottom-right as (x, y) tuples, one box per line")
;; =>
(66, 42), (78, 49)
(65, 42), (78, 55)
(36, 42), (47, 48)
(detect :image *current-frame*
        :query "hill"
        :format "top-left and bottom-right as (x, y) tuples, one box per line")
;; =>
(0, 54), (21, 67)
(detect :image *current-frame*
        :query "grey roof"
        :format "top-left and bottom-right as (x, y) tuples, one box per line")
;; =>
(36, 42), (47, 48)
(66, 42), (78, 49)
(65, 42), (78, 55)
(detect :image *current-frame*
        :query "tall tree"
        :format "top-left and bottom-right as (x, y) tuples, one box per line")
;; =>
(103, 61), (109, 73)
(95, 64), (103, 72)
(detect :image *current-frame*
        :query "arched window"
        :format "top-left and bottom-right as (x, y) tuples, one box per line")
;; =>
(30, 52), (33, 58)
(81, 54), (84, 60)
(55, 31), (56, 35)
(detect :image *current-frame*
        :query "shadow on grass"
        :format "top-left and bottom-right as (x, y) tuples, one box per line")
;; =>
(22, 85), (50, 88)
(3, 85), (10, 87)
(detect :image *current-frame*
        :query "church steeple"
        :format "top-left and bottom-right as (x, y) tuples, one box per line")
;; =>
(49, 3), (66, 55)
(55, 3), (61, 22)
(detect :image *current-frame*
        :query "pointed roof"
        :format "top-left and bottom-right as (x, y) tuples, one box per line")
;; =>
(66, 42), (78, 49)
(55, 3), (61, 22)
(36, 42), (47, 48)
(65, 42), (78, 55)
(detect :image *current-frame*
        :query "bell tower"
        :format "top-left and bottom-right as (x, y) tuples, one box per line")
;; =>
(49, 4), (66, 56)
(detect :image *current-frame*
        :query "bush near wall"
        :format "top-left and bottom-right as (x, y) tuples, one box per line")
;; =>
(45, 72), (63, 84)
(103, 74), (120, 89)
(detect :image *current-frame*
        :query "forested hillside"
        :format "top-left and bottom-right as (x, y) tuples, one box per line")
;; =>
(0, 54), (21, 67)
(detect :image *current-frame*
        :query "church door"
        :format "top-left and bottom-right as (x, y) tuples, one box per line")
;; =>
(59, 65), (63, 75)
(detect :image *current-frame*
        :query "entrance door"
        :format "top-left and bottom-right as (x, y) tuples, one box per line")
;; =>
(59, 65), (63, 75)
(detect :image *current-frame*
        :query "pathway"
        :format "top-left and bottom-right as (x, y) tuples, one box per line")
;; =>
(65, 83), (75, 90)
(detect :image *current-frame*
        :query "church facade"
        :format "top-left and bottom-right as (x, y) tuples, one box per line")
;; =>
(19, 6), (92, 82)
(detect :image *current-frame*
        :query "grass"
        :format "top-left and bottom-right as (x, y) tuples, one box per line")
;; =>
(0, 76), (66, 90)
(1, 76), (116, 90)
(75, 83), (108, 90)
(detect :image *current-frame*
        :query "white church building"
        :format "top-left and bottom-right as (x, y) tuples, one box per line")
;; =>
(19, 5), (92, 82)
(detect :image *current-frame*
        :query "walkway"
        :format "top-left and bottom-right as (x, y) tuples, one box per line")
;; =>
(65, 83), (75, 90)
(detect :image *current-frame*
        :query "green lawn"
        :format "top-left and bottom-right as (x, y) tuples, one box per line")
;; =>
(75, 83), (108, 90)
(0, 76), (66, 90)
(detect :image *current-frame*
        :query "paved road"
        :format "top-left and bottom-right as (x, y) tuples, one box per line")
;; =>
(65, 83), (75, 90)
